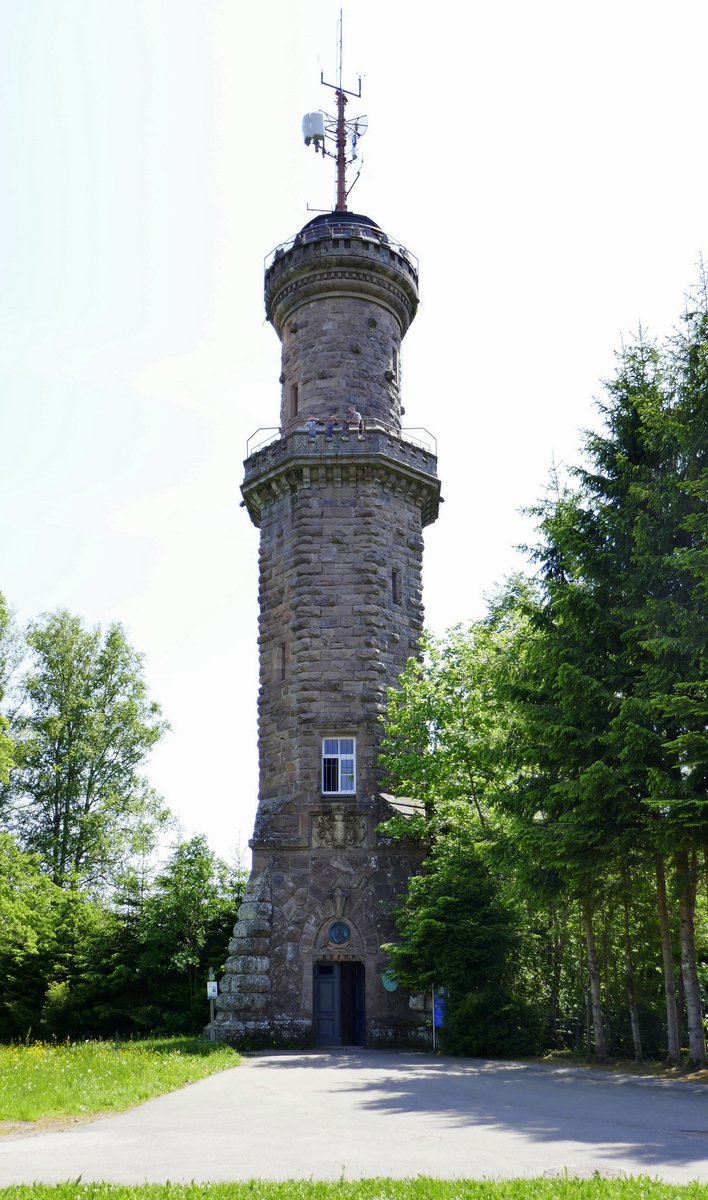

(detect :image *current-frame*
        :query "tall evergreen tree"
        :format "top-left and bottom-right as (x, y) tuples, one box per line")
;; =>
(380, 284), (707, 1064)
(519, 301), (707, 1065)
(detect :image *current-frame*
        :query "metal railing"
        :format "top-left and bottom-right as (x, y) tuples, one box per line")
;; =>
(246, 427), (280, 457)
(399, 427), (437, 455)
(246, 424), (437, 459)
(264, 220), (418, 276)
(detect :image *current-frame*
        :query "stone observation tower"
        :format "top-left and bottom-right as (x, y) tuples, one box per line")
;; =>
(212, 54), (440, 1046)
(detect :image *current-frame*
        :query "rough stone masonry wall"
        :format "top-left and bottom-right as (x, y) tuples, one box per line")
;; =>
(254, 472), (426, 839)
(214, 865), (274, 1039)
(214, 465), (429, 1043)
(279, 296), (403, 432)
(264, 841), (427, 1042)
(216, 839), (426, 1044)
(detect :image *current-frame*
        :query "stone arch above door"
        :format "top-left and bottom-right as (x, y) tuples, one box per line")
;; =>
(300, 883), (380, 959)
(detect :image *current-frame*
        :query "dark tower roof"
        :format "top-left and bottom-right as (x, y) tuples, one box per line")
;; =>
(298, 210), (382, 235)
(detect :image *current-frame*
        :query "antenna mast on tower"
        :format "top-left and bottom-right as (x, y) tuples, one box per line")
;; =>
(302, 10), (367, 212)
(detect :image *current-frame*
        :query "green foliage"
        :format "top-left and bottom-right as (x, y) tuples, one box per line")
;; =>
(0, 825), (243, 1041)
(0, 833), (58, 962)
(443, 989), (545, 1058)
(3, 609), (170, 890)
(383, 799), (542, 1056)
(138, 836), (247, 1033)
(380, 278), (708, 1063)
(0, 592), (17, 784)
(0, 840), (245, 1041)
(384, 803), (513, 992)
(0, 833), (75, 1039)
(381, 605), (528, 826)
(0, 839), (135, 1041)
(0, 602), (245, 1041)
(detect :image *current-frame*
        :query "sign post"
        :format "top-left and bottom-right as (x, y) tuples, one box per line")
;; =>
(432, 987), (436, 1053)
(432, 986), (446, 1053)
(207, 969), (218, 1040)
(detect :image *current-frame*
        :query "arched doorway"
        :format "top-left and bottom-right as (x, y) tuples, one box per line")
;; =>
(313, 961), (366, 1046)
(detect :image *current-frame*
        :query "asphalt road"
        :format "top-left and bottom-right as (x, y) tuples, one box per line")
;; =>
(1, 1051), (707, 1186)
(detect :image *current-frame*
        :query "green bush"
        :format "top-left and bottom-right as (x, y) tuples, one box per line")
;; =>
(442, 988), (545, 1058)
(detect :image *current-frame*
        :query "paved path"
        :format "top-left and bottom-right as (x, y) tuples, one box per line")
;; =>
(1, 1051), (707, 1186)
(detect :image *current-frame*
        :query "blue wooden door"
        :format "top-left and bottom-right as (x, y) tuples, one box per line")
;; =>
(314, 964), (340, 1045)
(314, 962), (366, 1046)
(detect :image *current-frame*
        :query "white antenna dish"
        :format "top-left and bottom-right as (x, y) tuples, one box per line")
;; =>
(350, 114), (367, 160)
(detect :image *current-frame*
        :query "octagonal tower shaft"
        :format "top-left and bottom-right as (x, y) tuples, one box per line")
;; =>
(213, 212), (440, 1047)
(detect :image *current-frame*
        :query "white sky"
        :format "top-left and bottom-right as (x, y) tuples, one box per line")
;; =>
(1, 0), (707, 861)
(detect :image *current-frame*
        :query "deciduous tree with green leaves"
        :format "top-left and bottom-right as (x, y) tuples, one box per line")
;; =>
(2, 609), (169, 890)
(380, 598), (547, 1055)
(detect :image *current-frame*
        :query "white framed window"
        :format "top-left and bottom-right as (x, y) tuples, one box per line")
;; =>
(322, 737), (356, 794)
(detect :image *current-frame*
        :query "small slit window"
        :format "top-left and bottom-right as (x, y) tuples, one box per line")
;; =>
(322, 737), (356, 794)
(392, 568), (402, 606)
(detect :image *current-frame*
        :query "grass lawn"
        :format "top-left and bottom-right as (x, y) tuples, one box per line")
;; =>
(0, 1038), (240, 1123)
(1, 1180), (708, 1199)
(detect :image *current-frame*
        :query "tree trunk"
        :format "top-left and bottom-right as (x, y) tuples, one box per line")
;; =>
(674, 847), (707, 1067)
(601, 911), (612, 1049)
(621, 887), (642, 1062)
(655, 852), (681, 1065)
(581, 896), (607, 1059)
(547, 905), (569, 1048)
(576, 935), (585, 1053)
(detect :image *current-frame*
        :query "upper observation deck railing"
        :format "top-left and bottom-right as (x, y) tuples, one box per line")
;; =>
(264, 219), (419, 277)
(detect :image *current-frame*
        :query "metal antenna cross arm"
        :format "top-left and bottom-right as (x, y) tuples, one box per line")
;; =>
(324, 73), (362, 101)
(320, 71), (362, 101)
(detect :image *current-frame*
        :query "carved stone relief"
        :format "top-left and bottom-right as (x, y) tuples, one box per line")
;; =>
(311, 808), (367, 848)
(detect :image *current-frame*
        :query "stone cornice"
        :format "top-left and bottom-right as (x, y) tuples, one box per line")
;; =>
(242, 431), (441, 528)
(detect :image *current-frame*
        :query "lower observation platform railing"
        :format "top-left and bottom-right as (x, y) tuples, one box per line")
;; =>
(245, 424), (437, 459)
(246, 427), (280, 456)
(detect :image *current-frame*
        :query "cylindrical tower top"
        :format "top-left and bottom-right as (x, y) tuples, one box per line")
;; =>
(264, 211), (419, 334)
(264, 211), (419, 433)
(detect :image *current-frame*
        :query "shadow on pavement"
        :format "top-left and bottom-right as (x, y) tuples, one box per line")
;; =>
(246, 1049), (708, 1173)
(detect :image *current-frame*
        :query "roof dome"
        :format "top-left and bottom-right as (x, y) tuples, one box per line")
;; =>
(298, 210), (382, 235)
